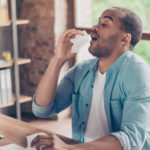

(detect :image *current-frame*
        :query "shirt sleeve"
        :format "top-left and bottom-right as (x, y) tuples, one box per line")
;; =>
(110, 131), (131, 150)
(32, 65), (76, 118)
(32, 94), (55, 118)
(111, 64), (150, 150)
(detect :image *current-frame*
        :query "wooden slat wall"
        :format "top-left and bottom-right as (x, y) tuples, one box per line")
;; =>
(69, 0), (76, 28)
(75, 27), (150, 41)
(142, 33), (150, 40)
(70, 0), (150, 41)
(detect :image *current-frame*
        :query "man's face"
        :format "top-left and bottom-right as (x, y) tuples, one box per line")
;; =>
(89, 8), (125, 58)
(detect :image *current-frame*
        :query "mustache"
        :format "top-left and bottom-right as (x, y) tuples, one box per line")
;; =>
(91, 29), (99, 37)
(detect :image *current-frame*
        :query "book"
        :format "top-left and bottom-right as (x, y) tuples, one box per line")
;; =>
(0, 69), (7, 104)
(0, 144), (25, 150)
(0, 73), (2, 105)
(0, 0), (2, 24)
(5, 68), (12, 104)
(0, 0), (9, 24)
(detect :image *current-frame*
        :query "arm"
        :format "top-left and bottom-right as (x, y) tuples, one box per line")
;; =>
(111, 64), (150, 150)
(35, 55), (65, 106)
(68, 136), (122, 150)
(35, 29), (83, 106)
(31, 133), (122, 150)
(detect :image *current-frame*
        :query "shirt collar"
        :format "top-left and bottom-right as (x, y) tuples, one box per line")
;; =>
(88, 51), (132, 74)
(107, 51), (132, 73)
(89, 58), (99, 74)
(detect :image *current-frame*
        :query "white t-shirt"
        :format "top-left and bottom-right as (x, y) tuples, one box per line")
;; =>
(84, 71), (109, 142)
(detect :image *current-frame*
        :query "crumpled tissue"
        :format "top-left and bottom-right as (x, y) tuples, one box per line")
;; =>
(70, 31), (91, 53)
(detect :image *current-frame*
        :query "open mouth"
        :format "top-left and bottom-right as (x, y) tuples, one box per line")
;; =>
(91, 34), (98, 41)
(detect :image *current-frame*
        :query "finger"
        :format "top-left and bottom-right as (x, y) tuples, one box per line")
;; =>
(61, 29), (76, 38)
(64, 37), (75, 43)
(65, 34), (78, 42)
(31, 135), (40, 147)
(66, 30), (84, 38)
(68, 34), (76, 38)
(63, 42), (74, 48)
(42, 146), (52, 150)
(62, 29), (83, 39)
(35, 139), (53, 150)
(46, 133), (60, 140)
(65, 31), (84, 42)
(47, 132), (56, 137)
(31, 135), (53, 147)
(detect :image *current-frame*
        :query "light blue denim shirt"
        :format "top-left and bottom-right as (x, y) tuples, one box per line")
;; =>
(32, 51), (150, 150)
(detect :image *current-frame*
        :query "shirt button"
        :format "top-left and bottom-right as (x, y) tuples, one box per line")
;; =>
(85, 104), (89, 107)
(82, 121), (85, 125)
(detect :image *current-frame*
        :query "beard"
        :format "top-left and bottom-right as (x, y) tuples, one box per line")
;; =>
(89, 33), (120, 58)
(89, 43), (114, 58)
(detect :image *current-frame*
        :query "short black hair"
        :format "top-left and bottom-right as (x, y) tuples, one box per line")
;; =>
(113, 7), (142, 50)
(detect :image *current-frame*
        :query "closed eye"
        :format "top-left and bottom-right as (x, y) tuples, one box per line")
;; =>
(102, 23), (107, 27)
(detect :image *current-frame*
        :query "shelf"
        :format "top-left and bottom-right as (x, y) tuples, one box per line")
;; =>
(0, 19), (29, 27)
(0, 102), (14, 108)
(0, 95), (32, 109)
(19, 95), (32, 104)
(0, 58), (31, 69)
(16, 20), (29, 25)
(0, 22), (10, 27)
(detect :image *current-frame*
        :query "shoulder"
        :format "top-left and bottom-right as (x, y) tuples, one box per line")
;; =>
(121, 52), (150, 92)
(121, 52), (150, 75)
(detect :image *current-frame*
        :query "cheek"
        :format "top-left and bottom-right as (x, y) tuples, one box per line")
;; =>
(104, 34), (120, 45)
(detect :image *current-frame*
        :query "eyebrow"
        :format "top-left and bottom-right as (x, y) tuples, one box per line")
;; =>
(103, 16), (113, 21)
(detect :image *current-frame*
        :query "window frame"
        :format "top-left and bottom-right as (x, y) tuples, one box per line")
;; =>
(71, 0), (150, 41)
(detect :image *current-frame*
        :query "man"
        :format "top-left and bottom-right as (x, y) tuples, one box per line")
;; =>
(31, 7), (150, 150)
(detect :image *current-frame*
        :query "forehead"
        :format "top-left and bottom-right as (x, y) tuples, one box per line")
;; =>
(100, 8), (125, 24)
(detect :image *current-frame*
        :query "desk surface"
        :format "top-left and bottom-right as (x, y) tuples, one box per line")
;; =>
(0, 114), (78, 148)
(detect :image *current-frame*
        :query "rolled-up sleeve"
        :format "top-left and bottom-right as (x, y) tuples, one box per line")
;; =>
(32, 65), (76, 118)
(32, 94), (55, 118)
(112, 64), (150, 149)
(111, 131), (131, 150)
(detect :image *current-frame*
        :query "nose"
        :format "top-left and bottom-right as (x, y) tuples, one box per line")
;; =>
(91, 25), (98, 33)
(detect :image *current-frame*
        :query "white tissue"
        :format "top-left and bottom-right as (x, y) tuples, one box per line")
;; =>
(70, 31), (91, 53)
(0, 133), (47, 150)
(26, 132), (47, 150)
(0, 144), (24, 150)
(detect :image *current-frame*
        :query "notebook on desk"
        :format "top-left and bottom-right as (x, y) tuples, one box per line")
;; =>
(0, 134), (4, 139)
(0, 132), (46, 150)
(0, 144), (24, 150)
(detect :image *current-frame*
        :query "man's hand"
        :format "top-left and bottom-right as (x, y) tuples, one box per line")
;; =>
(34, 29), (83, 107)
(31, 133), (70, 150)
(31, 133), (122, 150)
(55, 29), (84, 62)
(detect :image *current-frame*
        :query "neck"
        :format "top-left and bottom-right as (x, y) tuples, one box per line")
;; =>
(98, 50), (126, 74)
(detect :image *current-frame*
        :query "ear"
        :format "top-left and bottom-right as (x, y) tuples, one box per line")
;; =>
(121, 33), (131, 45)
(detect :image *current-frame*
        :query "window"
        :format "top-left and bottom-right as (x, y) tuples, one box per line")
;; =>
(72, 0), (150, 64)
(91, 0), (150, 64)
(92, 0), (150, 32)
(73, 0), (93, 62)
